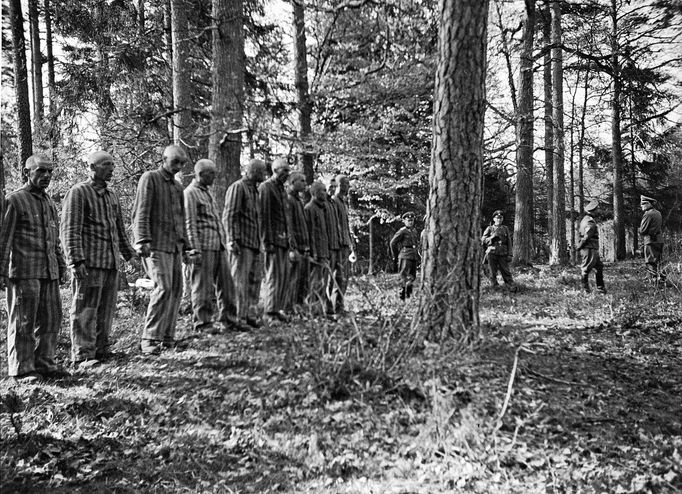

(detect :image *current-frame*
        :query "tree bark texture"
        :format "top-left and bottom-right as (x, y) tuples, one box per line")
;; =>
(171, 0), (193, 182)
(293, 0), (314, 184)
(164, 0), (174, 140)
(28, 0), (44, 128)
(9, 0), (33, 169)
(542, 2), (553, 241)
(44, 0), (55, 116)
(513, 0), (535, 265)
(578, 68), (589, 215)
(209, 0), (245, 211)
(610, 0), (625, 260)
(416, 0), (489, 342)
(549, 0), (567, 265)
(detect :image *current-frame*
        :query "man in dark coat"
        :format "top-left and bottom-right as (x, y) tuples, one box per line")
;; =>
(576, 200), (606, 293)
(639, 195), (667, 283)
(481, 210), (514, 288)
(389, 212), (420, 300)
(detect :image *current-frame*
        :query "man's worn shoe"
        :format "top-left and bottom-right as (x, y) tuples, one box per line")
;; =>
(95, 351), (121, 362)
(596, 286), (607, 294)
(40, 368), (72, 378)
(245, 316), (262, 329)
(140, 342), (162, 356)
(74, 359), (101, 369)
(273, 311), (291, 323)
(13, 372), (43, 384)
(263, 314), (282, 326)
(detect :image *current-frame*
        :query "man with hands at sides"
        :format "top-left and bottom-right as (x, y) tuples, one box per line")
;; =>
(0, 155), (69, 382)
(61, 151), (136, 368)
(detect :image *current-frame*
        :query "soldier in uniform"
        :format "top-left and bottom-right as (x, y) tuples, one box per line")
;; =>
(576, 200), (606, 293)
(481, 210), (514, 288)
(389, 212), (420, 300)
(0, 155), (69, 382)
(639, 195), (667, 284)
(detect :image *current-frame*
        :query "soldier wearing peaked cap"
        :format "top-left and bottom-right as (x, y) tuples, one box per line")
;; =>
(390, 211), (420, 300)
(576, 200), (606, 293)
(481, 210), (515, 288)
(639, 195), (667, 284)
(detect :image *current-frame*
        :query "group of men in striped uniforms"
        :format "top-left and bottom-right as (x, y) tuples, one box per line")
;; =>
(0, 146), (354, 382)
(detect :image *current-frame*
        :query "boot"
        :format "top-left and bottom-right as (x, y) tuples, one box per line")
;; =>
(405, 284), (413, 298)
(581, 274), (590, 293)
(596, 270), (606, 294)
(399, 287), (406, 300)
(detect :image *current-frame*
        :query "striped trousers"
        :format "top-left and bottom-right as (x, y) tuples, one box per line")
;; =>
(228, 247), (261, 320)
(262, 246), (290, 314)
(189, 249), (238, 329)
(69, 268), (119, 362)
(330, 246), (350, 313)
(142, 251), (183, 344)
(285, 252), (310, 310)
(6, 278), (62, 376)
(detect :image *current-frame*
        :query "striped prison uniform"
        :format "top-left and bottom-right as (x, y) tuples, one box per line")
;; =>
(0, 184), (66, 376)
(61, 179), (135, 362)
(325, 195), (341, 312)
(184, 179), (238, 330)
(133, 167), (188, 345)
(223, 178), (261, 320)
(305, 198), (333, 315)
(331, 194), (352, 313)
(285, 191), (310, 310)
(259, 177), (290, 314)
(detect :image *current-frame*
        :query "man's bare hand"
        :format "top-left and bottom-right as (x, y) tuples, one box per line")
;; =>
(228, 242), (241, 256)
(72, 263), (88, 280)
(136, 243), (151, 258)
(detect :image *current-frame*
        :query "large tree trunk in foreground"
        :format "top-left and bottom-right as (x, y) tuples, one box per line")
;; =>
(542, 3), (553, 243)
(610, 0), (625, 260)
(549, 0), (568, 265)
(210, 0), (245, 211)
(9, 0), (33, 168)
(416, 0), (489, 343)
(293, 0), (314, 184)
(513, 0), (535, 266)
(171, 0), (193, 183)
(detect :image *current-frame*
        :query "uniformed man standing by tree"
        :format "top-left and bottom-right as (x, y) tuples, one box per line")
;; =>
(223, 159), (266, 328)
(639, 195), (667, 284)
(133, 145), (196, 355)
(390, 212), (420, 300)
(481, 210), (515, 288)
(184, 159), (244, 333)
(61, 151), (136, 368)
(576, 200), (606, 293)
(0, 155), (69, 382)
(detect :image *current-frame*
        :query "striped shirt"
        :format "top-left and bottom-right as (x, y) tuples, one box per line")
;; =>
(259, 177), (289, 249)
(223, 178), (260, 250)
(0, 184), (66, 280)
(133, 167), (187, 253)
(61, 179), (135, 269)
(325, 196), (341, 250)
(333, 194), (352, 248)
(305, 198), (330, 260)
(184, 179), (226, 251)
(287, 191), (309, 252)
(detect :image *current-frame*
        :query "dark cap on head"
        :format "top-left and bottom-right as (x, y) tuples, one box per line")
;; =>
(492, 210), (504, 218)
(402, 212), (415, 220)
(585, 200), (599, 212)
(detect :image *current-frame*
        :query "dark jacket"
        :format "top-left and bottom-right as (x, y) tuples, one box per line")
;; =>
(390, 226), (420, 261)
(639, 209), (663, 245)
(482, 224), (512, 256)
(577, 214), (599, 250)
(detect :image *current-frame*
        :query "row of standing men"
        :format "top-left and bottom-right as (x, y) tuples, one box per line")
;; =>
(0, 145), (355, 383)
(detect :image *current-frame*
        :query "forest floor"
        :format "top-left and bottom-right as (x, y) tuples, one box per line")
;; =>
(1, 259), (681, 493)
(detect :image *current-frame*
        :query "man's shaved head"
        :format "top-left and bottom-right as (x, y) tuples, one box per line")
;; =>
(194, 159), (216, 174)
(25, 154), (52, 171)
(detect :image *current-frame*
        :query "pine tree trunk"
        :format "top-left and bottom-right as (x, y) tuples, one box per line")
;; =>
(542, 2), (553, 242)
(210, 0), (245, 211)
(171, 0), (193, 183)
(578, 69), (589, 215)
(28, 0), (44, 130)
(610, 0), (625, 260)
(293, 0), (314, 184)
(416, 0), (489, 342)
(9, 0), (33, 169)
(164, 0), (174, 140)
(549, 0), (567, 265)
(513, 0), (535, 266)
(44, 0), (55, 118)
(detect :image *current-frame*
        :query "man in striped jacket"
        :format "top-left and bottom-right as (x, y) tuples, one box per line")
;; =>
(0, 155), (68, 382)
(61, 151), (136, 368)
(133, 145), (196, 355)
